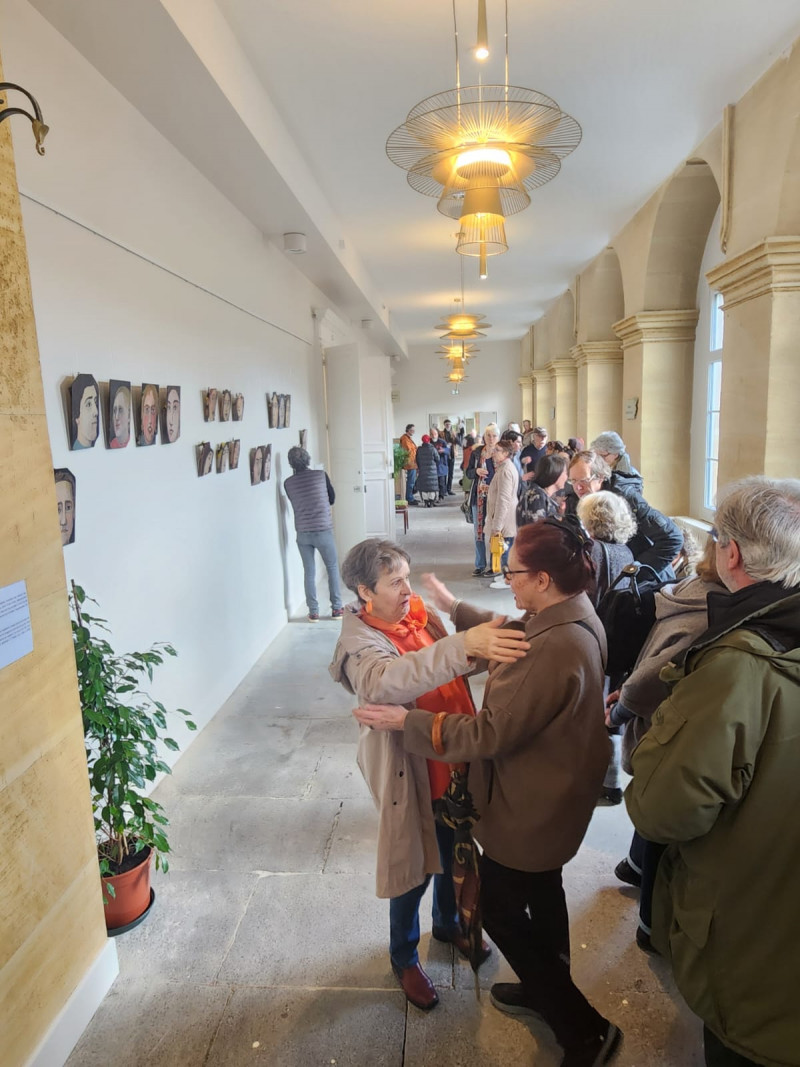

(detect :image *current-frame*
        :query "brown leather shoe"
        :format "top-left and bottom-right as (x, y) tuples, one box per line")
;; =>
(432, 927), (492, 966)
(392, 962), (439, 1011)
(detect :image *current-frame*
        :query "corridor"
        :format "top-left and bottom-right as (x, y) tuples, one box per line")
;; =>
(68, 499), (702, 1067)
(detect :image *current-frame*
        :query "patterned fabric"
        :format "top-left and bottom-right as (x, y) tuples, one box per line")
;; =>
(435, 769), (484, 972)
(475, 479), (489, 541)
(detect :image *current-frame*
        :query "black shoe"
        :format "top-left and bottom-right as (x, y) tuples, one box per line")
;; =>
(482, 568), (496, 577)
(472, 567), (485, 577)
(407, 499), (419, 506)
(597, 787), (623, 806)
(614, 858), (641, 888)
(562, 1022), (623, 1066)
(490, 983), (542, 1020)
(636, 927), (656, 953)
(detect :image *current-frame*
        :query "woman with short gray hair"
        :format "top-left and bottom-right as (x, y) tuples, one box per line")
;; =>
(330, 537), (529, 1012)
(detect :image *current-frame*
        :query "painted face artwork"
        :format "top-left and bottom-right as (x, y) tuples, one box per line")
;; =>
(230, 439), (241, 469)
(262, 443), (272, 481)
(164, 386), (181, 443)
(251, 447), (264, 485)
(216, 443), (230, 473)
(71, 374), (99, 450)
(109, 382), (131, 448)
(139, 384), (159, 446)
(220, 390), (232, 422)
(54, 469), (76, 545)
(233, 393), (244, 421)
(205, 388), (217, 422)
(197, 442), (213, 477)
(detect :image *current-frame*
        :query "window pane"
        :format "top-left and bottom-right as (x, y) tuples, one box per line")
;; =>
(705, 459), (719, 510)
(709, 360), (722, 411)
(711, 292), (724, 351)
(707, 411), (720, 459)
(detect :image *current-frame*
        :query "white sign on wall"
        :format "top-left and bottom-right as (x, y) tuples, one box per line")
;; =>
(0, 579), (34, 671)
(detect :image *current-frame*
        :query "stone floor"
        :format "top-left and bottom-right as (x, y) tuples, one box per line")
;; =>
(68, 496), (703, 1067)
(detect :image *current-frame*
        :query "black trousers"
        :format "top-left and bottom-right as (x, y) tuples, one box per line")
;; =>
(704, 1027), (760, 1066)
(447, 451), (455, 492)
(628, 830), (667, 933)
(480, 854), (606, 1051)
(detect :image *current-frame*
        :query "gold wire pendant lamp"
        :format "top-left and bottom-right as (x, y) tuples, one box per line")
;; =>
(386, 0), (581, 279)
(438, 340), (479, 362)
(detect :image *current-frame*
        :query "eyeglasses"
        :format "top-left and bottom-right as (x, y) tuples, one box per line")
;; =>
(567, 478), (598, 490)
(501, 566), (528, 582)
(710, 527), (719, 543)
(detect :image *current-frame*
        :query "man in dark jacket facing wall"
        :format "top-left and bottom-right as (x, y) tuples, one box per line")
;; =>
(284, 446), (343, 622)
(627, 476), (800, 1067)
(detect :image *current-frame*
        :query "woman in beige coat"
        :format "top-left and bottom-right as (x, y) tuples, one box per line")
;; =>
(355, 521), (622, 1067)
(328, 538), (529, 1011)
(484, 439), (519, 579)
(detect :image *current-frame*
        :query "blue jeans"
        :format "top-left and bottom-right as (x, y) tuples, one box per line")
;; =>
(472, 503), (486, 569)
(389, 819), (458, 968)
(296, 529), (343, 614)
(405, 469), (417, 499)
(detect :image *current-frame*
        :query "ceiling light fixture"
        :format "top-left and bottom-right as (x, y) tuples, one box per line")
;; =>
(434, 255), (491, 342)
(475, 0), (489, 59)
(0, 82), (48, 154)
(386, 0), (581, 279)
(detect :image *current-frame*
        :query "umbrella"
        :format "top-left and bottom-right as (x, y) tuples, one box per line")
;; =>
(435, 767), (485, 976)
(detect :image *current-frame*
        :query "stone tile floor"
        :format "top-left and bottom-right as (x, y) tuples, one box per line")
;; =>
(68, 497), (703, 1066)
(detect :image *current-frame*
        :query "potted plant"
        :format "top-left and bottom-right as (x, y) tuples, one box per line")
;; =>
(393, 442), (410, 501)
(70, 581), (196, 933)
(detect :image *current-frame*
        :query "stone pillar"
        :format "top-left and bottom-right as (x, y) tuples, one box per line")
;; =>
(706, 238), (800, 484)
(546, 358), (578, 442)
(532, 369), (554, 436)
(613, 310), (698, 514)
(518, 375), (533, 424)
(571, 341), (623, 446)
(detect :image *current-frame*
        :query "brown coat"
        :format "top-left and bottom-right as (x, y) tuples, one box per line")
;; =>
(329, 603), (474, 898)
(404, 594), (610, 872)
(485, 459), (519, 538)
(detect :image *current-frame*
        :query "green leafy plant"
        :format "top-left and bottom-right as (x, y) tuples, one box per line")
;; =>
(70, 581), (196, 888)
(393, 442), (410, 478)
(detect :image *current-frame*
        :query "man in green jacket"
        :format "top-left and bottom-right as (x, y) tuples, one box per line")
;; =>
(626, 476), (800, 1067)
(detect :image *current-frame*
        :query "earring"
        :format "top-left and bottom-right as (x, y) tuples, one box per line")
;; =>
(365, 599), (373, 614)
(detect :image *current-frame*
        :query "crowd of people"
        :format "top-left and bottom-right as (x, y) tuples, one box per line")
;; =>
(324, 421), (800, 1067)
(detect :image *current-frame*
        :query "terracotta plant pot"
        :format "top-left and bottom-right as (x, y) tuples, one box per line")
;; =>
(102, 845), (152, 931)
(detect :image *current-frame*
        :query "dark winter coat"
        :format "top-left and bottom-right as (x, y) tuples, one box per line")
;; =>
(516, 483), (560, 528)
(414, 442), (439, 495)
(466, 445), (495, 507)
(606, 466), (683, 581)
(433, 440), (450, 478)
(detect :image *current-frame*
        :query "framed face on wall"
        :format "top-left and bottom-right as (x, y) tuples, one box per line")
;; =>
(204, 388), (217, 422)
(54, 468), (76, 545)
(268, 392), (278, 428)
(138, 383), (159, 446)
(283, 394), (291, 428)
(108, 380), (131, 449)
(232, 393), (244, 421)
(299, 429), (308, 450)
(278, 393), (286, 429)
(250, 446), (264, 485)
(70, 373), (99, 450)
(220, 389), (232, 422)
(163, 385), (181, 443)
(197, 442), (213, 477)
(230, 439), (241, 469)
(262, 443), (272, 482)
(216, 442), (230, 473)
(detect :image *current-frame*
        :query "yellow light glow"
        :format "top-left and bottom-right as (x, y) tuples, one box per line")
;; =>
(475, 45), (489, 60)
(455, 147), (512, 175)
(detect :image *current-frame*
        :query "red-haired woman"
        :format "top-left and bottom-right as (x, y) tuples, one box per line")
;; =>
(354, 521), (621, 1067)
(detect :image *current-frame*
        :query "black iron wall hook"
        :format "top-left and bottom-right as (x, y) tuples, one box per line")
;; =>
(0, 82), (48, 155)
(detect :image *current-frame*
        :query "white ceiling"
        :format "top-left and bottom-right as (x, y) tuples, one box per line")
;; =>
(27, 0), (800, 347)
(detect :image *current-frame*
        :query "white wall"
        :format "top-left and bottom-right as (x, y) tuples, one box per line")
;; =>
(4, 0), (344, 745)
(393, 340), (524, 438)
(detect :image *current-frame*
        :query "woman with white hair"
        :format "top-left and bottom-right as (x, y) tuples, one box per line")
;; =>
(576, 491), (636, 605)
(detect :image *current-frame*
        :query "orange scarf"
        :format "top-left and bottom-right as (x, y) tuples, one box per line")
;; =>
(360, 594), (475, 800)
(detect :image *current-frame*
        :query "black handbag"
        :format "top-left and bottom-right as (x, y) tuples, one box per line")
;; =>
(596, 562), (666, 677)
(460, 497), (473, 524)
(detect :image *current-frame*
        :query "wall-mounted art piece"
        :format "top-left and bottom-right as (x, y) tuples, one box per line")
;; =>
(219, 389), (232, 422)
(277, 393), (286, 429)
(232, 393), (244, 421)
(230, 439), (241, 469)
(283, 394), (291, 428)
(54, 468), (76, 546)
(262, 443), (273, 482)
(163, 385), (181, 444)
(216, 442), (230, 473)
(204, 388), (218, 422)
(268, 391), (279, 428)
(138, 383), (159, 446)
(69, 373), (99, 450)
(197, 442), (213, 477)
(250, 445), (264, 485)
(299, 429), (308, 450)
(107, 380), (132, 449)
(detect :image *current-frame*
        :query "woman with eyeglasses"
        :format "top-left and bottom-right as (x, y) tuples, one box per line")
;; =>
(354, 521), (622, 1067)
(517, 452), (569, 528)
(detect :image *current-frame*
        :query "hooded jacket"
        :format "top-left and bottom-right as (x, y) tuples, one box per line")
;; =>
(414, 441), (439, 496)
(626, 583), (800, 1065)
(605, 462), (683, 580)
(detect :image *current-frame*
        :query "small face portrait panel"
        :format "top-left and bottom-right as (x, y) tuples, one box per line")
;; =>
(138, 383), (159, 446)
(278, 394), (286, 429)
(204, 388), (217, 422)
(299, 429), (308, 450)
(268, 392), (278, 428)
(216, 442), (230, 473)
(284, 394), (291, 428)
(262, 443), (272, 482)
(220, 389), (232, 422)
(250, 446), (264, 485)
(197, 442), (213, 477)
(232, 393), (244, 421)
(230, 439), (241, 469)
(70, 374), (99, 450)
(164, 385), (181, 444)
(108, 380), (132, 449)
(54, 468), (76, 545)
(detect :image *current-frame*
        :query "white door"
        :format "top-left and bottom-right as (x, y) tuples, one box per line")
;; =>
(360, 354), (394, 539)
(324, 343), (367, 558)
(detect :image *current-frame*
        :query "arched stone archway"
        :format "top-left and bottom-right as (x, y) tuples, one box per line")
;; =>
(573, 248), (625, 443)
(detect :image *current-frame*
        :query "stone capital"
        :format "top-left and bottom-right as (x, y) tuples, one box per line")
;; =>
(706, 237), (800, 309)
(532, 368), (553, 385)
(545, 358), (577, 379)
(613, 309), (699, 349)
(517, 375), (534, 387)
(570, 341), (623, 368)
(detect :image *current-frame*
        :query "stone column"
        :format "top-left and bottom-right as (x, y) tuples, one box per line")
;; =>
(613, 310), (698, 514)
(571, 341), (623, 446)
(706, 237), (800, 484)
(532, 368), (554, 435)
(518, 375), (533, 423)
(546, 358), (578, 442)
